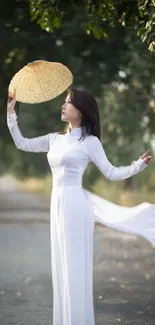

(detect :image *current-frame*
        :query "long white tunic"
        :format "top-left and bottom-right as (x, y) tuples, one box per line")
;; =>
(7, 112), (155, 325)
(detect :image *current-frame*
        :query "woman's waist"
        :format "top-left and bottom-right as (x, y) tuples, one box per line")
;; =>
(52, 182), (83, 189)
(52, 173), (83, 188)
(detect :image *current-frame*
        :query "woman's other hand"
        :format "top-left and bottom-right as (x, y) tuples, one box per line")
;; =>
(139, 149), (152, 165)
(7, 90), (16, 114)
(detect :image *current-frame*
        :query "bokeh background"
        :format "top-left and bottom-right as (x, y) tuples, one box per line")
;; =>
(1, 2), (155, 325)
(1, 0), (155, 204)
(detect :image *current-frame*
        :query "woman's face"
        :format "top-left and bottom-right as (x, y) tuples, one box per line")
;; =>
(61, 93), (82, 125)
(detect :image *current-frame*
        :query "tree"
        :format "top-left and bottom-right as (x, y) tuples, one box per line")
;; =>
(28, 0), (155, 52)
(1, 0), (155, 185)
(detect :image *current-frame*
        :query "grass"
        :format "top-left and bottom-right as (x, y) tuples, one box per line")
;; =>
(16, 174), (52, 196)
(12, 173), (155, 206)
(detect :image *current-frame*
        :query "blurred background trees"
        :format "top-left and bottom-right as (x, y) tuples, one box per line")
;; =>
(1, 0), (155, 197)
(28, 0), (155, 52)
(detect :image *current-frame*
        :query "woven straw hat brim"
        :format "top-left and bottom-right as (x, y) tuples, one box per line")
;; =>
(8, 60), (73, 104)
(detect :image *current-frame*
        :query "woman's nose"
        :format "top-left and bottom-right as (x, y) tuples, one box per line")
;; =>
(61, 104), (66, 110)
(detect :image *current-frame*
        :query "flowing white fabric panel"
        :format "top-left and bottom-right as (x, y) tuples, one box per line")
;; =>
(84, 189), (155, 247)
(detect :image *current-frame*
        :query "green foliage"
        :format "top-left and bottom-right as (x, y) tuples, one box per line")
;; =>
(137, 0), (155, 51)
(1, 0), (155, 189)
(27, 0), (155, 52)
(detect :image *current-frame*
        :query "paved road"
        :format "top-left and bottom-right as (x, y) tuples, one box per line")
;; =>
(0, 175), (155, 325)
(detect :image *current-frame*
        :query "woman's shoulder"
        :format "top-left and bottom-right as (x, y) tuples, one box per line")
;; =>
(49, 131), (67, 142)
(84, 134), (101, 153)
(85, 134), (100, 144)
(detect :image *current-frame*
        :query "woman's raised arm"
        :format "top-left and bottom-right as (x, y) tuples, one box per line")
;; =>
(85, 136), (150, 181)
(7, 91), (56, 153)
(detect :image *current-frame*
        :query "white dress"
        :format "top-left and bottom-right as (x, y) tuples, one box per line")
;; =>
(7, 112), (155, 325)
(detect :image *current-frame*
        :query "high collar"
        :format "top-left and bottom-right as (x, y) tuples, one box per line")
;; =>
(66, 126), (82, 137)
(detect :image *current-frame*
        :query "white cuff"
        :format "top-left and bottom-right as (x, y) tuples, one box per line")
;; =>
(7, 112), (17, 120)
(136, 157), (148, 170)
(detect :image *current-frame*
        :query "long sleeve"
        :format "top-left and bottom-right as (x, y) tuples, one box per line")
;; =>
(85, 136), (148, 181)
(7, 112), (56, 153)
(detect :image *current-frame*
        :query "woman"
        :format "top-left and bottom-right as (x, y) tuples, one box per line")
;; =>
(7, 87), (153, 325)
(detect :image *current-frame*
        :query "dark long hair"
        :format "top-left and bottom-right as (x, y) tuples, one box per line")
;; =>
(58, 87), (101, 141)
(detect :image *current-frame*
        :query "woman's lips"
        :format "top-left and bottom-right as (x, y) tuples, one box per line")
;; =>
(61, 112), (65, 115)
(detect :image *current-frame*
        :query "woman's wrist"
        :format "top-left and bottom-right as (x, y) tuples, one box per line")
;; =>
(7, 111), (17, 118)
(7, 111), (17, 121)
(7, 110), (16, 114)
(138, 157), (148, 167)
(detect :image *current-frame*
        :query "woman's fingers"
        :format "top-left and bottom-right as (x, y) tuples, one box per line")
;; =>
(143, 155), (152, 165)
(7, 90), (16, 104)
(7, 89), (16, 112)
(140, 149), (151, 159)
(8, 89), (16, 99)
(143, 149), (150, 156)
(13, 89), (16, 100)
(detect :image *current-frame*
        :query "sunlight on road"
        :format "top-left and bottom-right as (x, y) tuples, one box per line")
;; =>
(0, 174), (20, 192)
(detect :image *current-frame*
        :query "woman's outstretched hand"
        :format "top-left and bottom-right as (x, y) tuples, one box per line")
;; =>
(139, 149), (152, 165)
(7, 90), (16, 114)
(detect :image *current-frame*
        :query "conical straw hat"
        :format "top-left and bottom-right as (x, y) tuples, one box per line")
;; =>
(8, 60), (73, 104)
